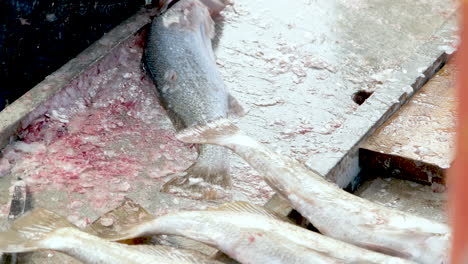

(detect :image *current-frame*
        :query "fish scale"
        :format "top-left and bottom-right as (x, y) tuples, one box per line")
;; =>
(175, 118), (450, 264)
(144, 0), (243, 200)
(0, 208), (223, 264)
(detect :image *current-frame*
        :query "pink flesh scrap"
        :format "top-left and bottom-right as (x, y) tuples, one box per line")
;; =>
(0, 33), (273, 226)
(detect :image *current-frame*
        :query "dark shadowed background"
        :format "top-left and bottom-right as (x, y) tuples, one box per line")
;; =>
(0, 0), (152, 111)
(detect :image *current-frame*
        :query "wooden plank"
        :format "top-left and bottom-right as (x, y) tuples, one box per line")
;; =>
(355, 177), (447, 223)
(360, 61), (457, 187)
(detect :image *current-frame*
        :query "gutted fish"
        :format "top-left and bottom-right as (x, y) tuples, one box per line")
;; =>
(0, 208), (222, 264)
(174, 119), (451, 264)
(97, 201), (416, 264)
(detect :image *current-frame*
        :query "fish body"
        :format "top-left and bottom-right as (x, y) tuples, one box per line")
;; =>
(174, 119), (451, 264)
(157, 0), (231, 15)
(0, 208), (222, 264)
(144, 0), (243, 199)
(100, 202), (416, 264)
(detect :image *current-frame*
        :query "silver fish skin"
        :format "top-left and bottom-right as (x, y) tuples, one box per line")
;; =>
(0, 208), (222, 264)
(144, 0), (243, 200)
(174, 119), (451, 264)
(100, 201), (416, 264)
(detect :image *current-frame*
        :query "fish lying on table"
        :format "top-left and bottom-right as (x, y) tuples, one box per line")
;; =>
(0, 208), (222, 264)
(144, 0), (243, 200)
(95, 201), (415, 264)
(174, 118), (451, 264)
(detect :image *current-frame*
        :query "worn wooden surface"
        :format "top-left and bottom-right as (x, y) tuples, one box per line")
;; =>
(355, 177), (447, 223)
(0, 1), (460, 262)
(217, 0), (458, 188)
(361, 61), (456, 186)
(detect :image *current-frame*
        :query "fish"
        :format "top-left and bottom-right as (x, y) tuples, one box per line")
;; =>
(144, 0), (244, 200)
(157, 0), (231, 16)
(173, 118), (451, 264)
(96, 201), (416, 264)
(0, 208), (223, 264)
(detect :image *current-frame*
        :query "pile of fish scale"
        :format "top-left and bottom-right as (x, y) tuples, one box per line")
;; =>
(0, 0), (451, 263)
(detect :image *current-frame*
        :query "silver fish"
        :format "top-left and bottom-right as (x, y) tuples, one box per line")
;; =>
(97, 201), (415, 264)
(0, 208), (222, 264)
(144, 0), (243, 200)
(174, 119), (451, 264)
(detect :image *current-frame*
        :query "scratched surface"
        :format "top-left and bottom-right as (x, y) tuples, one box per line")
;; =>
(0, 6), (272, 233)
(361, 61), (456, 186)
(356, 176), (447, 223)
(0, 33), (268, 229)
(0, 0), (459, 223)
(0, 1), (460, 262)
(216, 0), (458, 187)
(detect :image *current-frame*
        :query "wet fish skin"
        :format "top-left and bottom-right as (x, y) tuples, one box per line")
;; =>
(144, 0), (243, 199)
(99, 201), (416, 264)
(157, 0), (231, 15)
(174, 119), (451, 264)
(0, 208), (222, 264)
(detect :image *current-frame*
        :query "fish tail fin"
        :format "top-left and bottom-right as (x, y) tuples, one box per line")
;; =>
(86, 198), (156, 242)
(170, 119), (242, 199)
(161, 145), (232, 200)
(176, 118), (241, 146)
(0, 208), (75, 253)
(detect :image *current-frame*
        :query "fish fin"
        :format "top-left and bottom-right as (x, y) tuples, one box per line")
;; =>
(89, 224), (149, 243)
(209, 201), (290, 222)
(176, 118), (240, 145)
(168, 111), (188, 131)
(133, 245), (222, 264)
(154, 93), (187, 131)
(227, 94), (245, 118)
(0, 208), (74, 253)
(164, 0), (215, 39)
(198, 0), (230, 16)
(161, 147), (232, 200)
(85, 198), (155, 244)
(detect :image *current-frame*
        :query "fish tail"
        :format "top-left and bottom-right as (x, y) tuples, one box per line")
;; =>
(87, 198), (156, 242)
(165, 123), (238, 200)
(161, 145), (232, 200)
(0, 208), (75, 253)
(176, 118), (241, 145)
(198, 0), (230, 16)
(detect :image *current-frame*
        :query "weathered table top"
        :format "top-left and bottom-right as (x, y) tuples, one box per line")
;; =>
(361, 61), (456, 186)
(0, 1), (459, 262)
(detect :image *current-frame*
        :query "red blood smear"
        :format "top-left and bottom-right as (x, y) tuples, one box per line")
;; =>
(298, 128), (312, 135)
(1, 37), (195, 215)
(0, 32), (274, 222)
